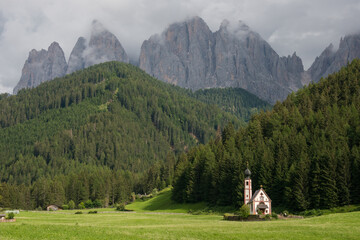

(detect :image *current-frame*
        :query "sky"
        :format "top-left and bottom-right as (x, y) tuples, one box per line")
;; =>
(0, 0), (359, 94)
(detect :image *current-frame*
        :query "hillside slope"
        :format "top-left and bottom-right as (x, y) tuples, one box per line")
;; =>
(172, 59), (360, 211)
(0, 62), (270, 209)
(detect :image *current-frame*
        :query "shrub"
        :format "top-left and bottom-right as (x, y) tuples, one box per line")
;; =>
(62, 204), (69, 210)
(84, 199), (93, 209)
(152, 188), (159, 197)
(68, 200), (75, 210)
(6, 212), (15, 219)
(116, 203), (126, 211)
(75, 211), (83, 214)
(238, 204), (250, 219)
(93, 199), (102, 208)
(78, 202), (85, 209)
(88, 211), (97, 214)
(271, 212), (278, 219)
(265, 214), (271, 220)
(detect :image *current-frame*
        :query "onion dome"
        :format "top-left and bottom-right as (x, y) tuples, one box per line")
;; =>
(245, 168), (251, 177)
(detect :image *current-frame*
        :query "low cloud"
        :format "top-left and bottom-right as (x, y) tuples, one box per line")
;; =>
(0, 0), (359, 93)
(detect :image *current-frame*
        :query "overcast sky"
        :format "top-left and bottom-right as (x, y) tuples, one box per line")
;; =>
(0, 0), (359, 94)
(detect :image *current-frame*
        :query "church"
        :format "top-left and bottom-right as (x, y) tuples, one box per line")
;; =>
(244, 167), (272, 215)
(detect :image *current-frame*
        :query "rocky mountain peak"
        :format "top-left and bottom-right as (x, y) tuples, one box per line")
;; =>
(13, 41), (67, 94)
(66, 20), (129, 74)
(308, 33), (360, 82)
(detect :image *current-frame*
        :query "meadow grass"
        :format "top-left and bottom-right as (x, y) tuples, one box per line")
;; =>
(1, 189), (359, 239)
(0, 210), (359, 239)
(126, 188), (208, 213)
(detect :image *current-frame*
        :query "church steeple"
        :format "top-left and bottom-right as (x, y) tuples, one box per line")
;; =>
(244, 164), (252, 204)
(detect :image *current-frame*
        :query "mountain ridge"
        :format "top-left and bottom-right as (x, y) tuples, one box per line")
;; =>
(13, 17), (360, 104)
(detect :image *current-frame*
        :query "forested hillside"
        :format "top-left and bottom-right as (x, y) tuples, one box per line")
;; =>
(193, 88), (271, 121)
(0, 62), (268, 209)
(172, 59), (360, 211)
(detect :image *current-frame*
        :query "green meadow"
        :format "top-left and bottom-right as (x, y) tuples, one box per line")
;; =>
(1, 189), (359, 240)
(1, 210), (359, 240)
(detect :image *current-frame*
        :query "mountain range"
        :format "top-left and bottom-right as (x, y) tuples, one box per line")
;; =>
(13, 17), (360, 104)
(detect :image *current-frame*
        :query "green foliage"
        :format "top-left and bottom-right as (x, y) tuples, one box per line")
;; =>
(62, 204), (69, 210)
(68, 200), (75, 210)
(84, 200), (93, 209)
(93, 199), (102, 208)
(271, 212), (278, 219)
(88, 210), (97, 214)
(115, 203), (126, 211)
(193, 88), (271, 121)
(78, 202), (85, 209)
(74, 211), (83, 214)
(6, 212), (15, 219)
(0, 62), (257, 210)
(238, 204), (250, 218)
(172, 59), (360, 211)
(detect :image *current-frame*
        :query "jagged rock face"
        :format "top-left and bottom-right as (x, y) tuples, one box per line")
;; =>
(309, 33), (360, 82)
(13, 42), (67, 94)
(67, 20), (129, 74)
(140, 17), (304, 104)
(66, 37), (86, 74)
(140, 17), (216, 89)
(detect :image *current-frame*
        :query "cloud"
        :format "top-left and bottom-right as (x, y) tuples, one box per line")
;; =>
(0, 0), (359, 93)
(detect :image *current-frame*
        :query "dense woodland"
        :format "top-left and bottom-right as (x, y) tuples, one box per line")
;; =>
(172, 59), (360, 211)
(0, 62), (269, 209)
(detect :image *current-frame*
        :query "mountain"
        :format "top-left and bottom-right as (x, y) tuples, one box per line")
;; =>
(172, 59), (360, 210)
(0, 62), (272, 209)
(139, 17), (304, 104)
(14, 20), (129, 93)
(66, 20), (129, 74)
(308, 33), (360, 82)
(13, 42), (67, 94)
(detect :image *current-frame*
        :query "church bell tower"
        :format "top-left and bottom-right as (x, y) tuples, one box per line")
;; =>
(244, 167), (252, 204)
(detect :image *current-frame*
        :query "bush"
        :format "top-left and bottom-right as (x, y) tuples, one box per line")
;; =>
(265, 214), (271, 220)
(116, 203), (126, 211)
(238, 204), (250, 219)
(93, 199), (102, 208)
(84, 199), (93, 209)
(6, 212), (15, 219)
(75, 211), (83, 214)
(62, 204), (69, 210)
(152, 188), (159, 197)
(88, 211), (97, 214)
(78, 202), (85, 209)
(271, 212), (278, 219)
(68, 200), (75, 210)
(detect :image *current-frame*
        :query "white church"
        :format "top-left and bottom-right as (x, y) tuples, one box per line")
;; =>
(244, 167), (272, 215)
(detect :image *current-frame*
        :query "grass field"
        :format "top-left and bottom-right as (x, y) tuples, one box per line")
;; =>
(1, 189), (360, 240)
(1, 210), (360, 239)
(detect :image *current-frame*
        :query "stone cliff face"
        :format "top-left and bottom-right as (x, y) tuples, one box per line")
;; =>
(308, 33), (360, 82)
(13, 42), (67, 94)
(14, 21), (129, 93)
(14, 18), (360, 103)
(67, 20), (129, 74)
(140, 17), (304, 104)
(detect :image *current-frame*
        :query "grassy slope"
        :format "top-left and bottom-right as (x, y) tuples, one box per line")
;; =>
(0, 211), (359, 239)
(126, 188), (207, 213)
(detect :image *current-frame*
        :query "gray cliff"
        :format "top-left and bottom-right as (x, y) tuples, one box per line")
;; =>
(308, 33), (360, 82)
(13, 42), (67, 94)
(67, 20), (129, 74)
(139, 17), (304, 104)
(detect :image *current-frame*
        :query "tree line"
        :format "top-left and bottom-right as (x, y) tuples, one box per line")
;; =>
(0, 62), (268, 209)
(172, 59), (360, 211)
